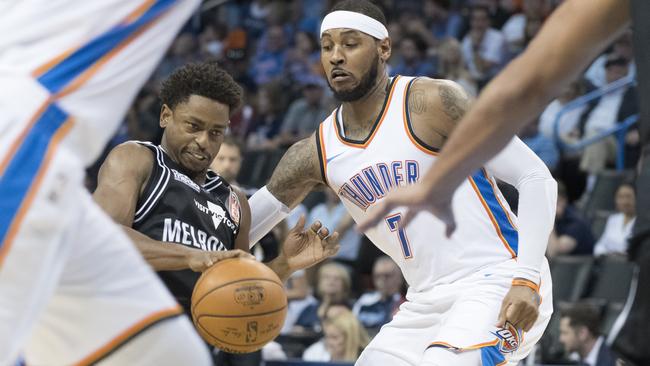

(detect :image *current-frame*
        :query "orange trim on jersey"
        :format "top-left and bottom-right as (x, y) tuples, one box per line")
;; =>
(468, 177), (517, 258)
(73, 305), (183, 366)
(402, 81), (438, 156)
(483, 169), (518, 230)
(124, 0), (157, 22)
(318, 123), (329, 185)
(0, 100), (51, 177)
(31, 0), (157, 77)
(0, 118), (75, 268)
(512, 278), (540, 293)
(429, 338), (499, 351)
(333, 76), (400, 149)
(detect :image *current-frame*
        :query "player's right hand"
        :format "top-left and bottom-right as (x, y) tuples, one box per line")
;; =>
(356, 183), (456, 237)
(187, 249), (254, 272)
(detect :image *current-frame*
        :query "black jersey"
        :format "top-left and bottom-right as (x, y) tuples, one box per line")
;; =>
(132, 142), (241, 312)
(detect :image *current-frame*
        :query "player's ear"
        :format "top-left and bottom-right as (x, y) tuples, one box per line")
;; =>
(160, 104), (172, 128)
(378, 37), (391, 62)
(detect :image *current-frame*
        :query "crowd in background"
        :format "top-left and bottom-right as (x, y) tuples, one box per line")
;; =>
(87, 1), (641, 365)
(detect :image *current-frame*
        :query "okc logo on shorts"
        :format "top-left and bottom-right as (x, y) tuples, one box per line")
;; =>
(493, 321), (522, 354)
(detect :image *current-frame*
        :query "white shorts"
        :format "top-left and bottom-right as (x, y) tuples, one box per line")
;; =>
(356, 259), (553, 366)
(0, 1), (209, 364)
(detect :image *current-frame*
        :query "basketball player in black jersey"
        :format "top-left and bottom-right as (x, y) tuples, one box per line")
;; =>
(93, 62), (340, 364)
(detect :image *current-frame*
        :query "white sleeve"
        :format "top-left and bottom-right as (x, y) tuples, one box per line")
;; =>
(484, 137), (557, 284)
(248, 186), (291, 248)
(593, 216), (614, 256)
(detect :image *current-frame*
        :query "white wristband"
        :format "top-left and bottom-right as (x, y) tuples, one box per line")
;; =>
(248, 186), (290, 247)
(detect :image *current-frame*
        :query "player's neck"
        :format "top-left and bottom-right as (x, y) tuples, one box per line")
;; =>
(341, 74), (390, 132)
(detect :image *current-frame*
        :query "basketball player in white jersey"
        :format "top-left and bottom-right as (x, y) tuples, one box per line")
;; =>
(247, 1), (557, 365)
(0, 1), (215, 364)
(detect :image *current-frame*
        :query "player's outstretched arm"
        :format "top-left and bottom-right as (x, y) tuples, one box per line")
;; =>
(358, 0), (630, 230)
(484, 137), (557, 331)
(234, 188), (339, 282)
(248, 135), (324, 245)
(94, 143), (251, 271)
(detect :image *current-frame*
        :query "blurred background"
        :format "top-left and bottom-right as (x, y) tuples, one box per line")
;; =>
(86, 1), (642, 365)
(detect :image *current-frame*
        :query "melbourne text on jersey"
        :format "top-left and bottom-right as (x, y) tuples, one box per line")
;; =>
(162, 218), (227, 251)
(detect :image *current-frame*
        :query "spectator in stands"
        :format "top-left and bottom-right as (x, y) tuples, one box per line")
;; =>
(579, 55), (639, 188)
(249, 25), (288, 85)
(353, 256), (405, 329)
(198, 24), (227, 60)
(472, 0), (513, 29)
(303, 307), (370, 362)
(585, 30), (636, 88)
(461, 5), (506, 87)
(276, 75), (331, 148)
(594, 183), (636, 257)
(538, 78), (590, 142)
(294, 262), (353, 333)
(519, 118), (559, 172)
(437, 38), (477, 96)
(547, 182), (595, 258)
(391, 33), (437, 77)
(422, 0), (463, 41)
(501, 0), (547, 55)
(155, 33), (199, 81)
(307, 189), (361, 267)
(210, 136), (244, 187)
(246, 82), (286, 150)
(559, 303), (618, 366)
(285, 30), (321, 87)
(281, 270), (318, 335)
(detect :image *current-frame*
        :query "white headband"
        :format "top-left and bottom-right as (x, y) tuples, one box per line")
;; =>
(320, 10), (388, 40)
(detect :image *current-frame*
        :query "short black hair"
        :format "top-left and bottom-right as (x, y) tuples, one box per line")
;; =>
(160, 62), (243, 114)
(561, 303), (602, 337)
(330, 0), (387, 27)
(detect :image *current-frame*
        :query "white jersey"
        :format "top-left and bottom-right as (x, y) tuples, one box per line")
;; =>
(317, 76), (519, 291)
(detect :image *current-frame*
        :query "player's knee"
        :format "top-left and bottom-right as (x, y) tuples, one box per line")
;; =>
(420, 346), (481, 366)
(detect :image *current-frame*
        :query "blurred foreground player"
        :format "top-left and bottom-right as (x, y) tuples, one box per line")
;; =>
(0, 1), (215, 365)
(247, 1), (557, 364)
(359, 0), (650, 363)
(93, 63), (340, 365)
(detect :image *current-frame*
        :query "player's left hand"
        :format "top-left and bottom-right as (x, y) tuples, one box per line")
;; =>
(281, 215), (340, 272)
(496, 281), (541, 332)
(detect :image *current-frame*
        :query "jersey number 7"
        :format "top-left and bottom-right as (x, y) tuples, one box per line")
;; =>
(385, 213), (413, 259)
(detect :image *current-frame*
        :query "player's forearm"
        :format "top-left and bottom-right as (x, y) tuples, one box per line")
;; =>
(266, 255), (291, 282)
(421, 0), (630, 197)
(122, 226), (192, 271)
(511, 176), (557, 283)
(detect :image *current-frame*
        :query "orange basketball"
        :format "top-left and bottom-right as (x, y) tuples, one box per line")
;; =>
(191, 257), (288, 353)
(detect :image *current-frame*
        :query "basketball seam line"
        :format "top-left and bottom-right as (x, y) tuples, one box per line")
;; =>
(191, 277), (284, 313)
(195, 304), (287, 319)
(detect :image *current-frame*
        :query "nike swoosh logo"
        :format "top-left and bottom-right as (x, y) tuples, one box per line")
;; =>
(326, 152), (345, 164)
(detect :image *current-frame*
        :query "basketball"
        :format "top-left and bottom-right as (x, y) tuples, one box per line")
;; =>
(191, 257), (288, 354)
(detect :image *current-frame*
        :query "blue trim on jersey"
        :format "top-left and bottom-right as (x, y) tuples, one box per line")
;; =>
(471, 169), (519, 255)
(0, 104), (69, 245)
(37, 0), (177, 93)
(481, 344), (506, 365)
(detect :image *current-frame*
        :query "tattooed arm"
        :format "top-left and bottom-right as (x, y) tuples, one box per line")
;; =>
(266, 135), (324, 208)
(407, 78), (472, 150)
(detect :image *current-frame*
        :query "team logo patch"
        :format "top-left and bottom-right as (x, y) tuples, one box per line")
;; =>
(229, 190), (241, 226)
(493, 321), (522, 354)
